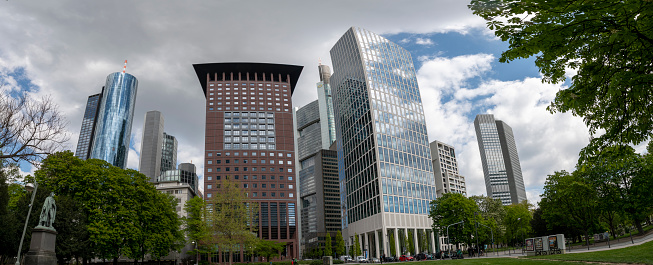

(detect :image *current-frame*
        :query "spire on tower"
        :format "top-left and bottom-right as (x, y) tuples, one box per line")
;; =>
(122, 60), (128, 73)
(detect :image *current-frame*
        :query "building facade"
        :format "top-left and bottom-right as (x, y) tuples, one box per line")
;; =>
(194, 62), (302, 262)
(161, 132), (178, 172)
(330, 27), (438, 258)
(474, 114), (526, 205)
(139, 111), (165, 182)
(90, 72), (139, 168)
(429, 140), (467, 197)
(294, 67), (341, 257)
(155, 162), (199, 263)
(75, 90), (104, 160)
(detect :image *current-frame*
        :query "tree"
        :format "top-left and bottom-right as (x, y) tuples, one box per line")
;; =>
(255, 240), (285, 262)
(353, 234), (361, 257)
(429, 193), (482, 247)
(34, 151), (183, 264)
(469, 0), (653, 155)
(325, 232), (333, 257)
(540, 170), (600, 248)
(503, 201), (532, 246)
(208, 176), (258, 265)
(52, 195), (90, 265)
(0, 91), (69, 165)
(580, 145), (653, 235)
(0, 158), (25, 264)
(334, 230), (345, 258)
(407, 230), (415, 255)
(471, 195), (506, 244)
(388, 231), (396, 257)
(184, 196), (209, 263)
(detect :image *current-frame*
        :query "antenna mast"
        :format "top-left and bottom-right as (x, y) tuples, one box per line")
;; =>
(122, 60), (128, 73)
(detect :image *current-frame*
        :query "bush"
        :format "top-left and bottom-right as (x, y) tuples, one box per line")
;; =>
(310, 260), (323, 265)
(333, 260), (344, 264)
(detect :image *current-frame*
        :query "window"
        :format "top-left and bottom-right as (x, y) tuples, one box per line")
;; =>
(207, 193), (212, 198)
(208, 185), (212, 189)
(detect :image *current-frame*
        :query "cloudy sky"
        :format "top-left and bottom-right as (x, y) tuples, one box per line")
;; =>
(1, 0), (624, 205)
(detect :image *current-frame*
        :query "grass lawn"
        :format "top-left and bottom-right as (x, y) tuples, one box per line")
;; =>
(524, 240), (653, 264)
(415, 258), (589, 264)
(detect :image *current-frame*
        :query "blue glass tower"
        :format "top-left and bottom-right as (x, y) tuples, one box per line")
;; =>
(90, 72), (138, 168)
(331, 27), (438, 257)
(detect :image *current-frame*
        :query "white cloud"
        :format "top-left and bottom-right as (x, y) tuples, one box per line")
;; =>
(417, 55), (590, 204)
(415, 37), (434, 45)
(400, 38), (410, 44)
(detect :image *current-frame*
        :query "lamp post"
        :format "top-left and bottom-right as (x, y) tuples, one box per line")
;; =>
(446, 220), (464, 252)
(476, 222), (494, 256)
(517, 218), (525, 254)
(192, 241), (198, 265)
(15, 182), (38, 265)
(474, 212), (479, 257)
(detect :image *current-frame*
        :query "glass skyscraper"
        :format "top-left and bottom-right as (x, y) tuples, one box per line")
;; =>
(75, 90), (103, 160)
(90, 72), (138, 169)
(474, 114), (526, 205)
(330, 27), (438, 258)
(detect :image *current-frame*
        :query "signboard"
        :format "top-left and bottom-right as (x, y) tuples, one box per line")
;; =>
(535, 238), (543, 251)
(526, 238), (534, 251)
(548, 236), (558, 250)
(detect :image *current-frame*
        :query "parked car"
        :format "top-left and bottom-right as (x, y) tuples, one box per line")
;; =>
(340, 256), (353, 262)
(382, 256), (396, 262)
(357, 256), (368, 263)
(371, 258), (380, 263)
(398, 255), (414, 261)
(414, 253), (427, 261)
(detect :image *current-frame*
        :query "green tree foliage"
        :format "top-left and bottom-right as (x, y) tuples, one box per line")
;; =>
(184, 196), (209, 261)
(580, 145), (653, 235)
(503, 201), (532, 246)
(208, 176), (258, 265)
(407, 230), (415, 255)
(255, 240), (285, 262)
(388, 231), (396, 257)
(0, 157), (21, 264)
(471, 195), (506, 243)
(429, 193), (494, 247)
(53, 195), (90, 264)
(353, 234), (361, 257)
(334, 230), (345, 257)
(325, 232), (333, 257)
(33, 151), (183, 264)
(469, 0), (653, 155)
(540, 170), (600, 248)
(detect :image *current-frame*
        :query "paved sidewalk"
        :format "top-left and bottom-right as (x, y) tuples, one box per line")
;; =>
(463, 229), (653, 259)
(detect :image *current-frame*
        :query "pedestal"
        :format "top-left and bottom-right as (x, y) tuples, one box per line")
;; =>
(24, 227), (57, 265)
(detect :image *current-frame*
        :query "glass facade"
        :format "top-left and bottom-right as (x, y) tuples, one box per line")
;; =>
(161, 132), (178, 173)
(474, 114), (526, 205)
(331, 27), (436, 227)
(90, 72), (138, 168)
(75, 91), (103, 160)
(159, 163), (198, 195)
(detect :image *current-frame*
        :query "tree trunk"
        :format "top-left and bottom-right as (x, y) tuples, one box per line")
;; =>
(584, 230), (590, 250)
(635, 218), (644, 235)
(113, 256), (119, 265)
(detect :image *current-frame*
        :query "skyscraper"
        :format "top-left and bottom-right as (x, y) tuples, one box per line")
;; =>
(474, 114), (527, 205)
(317, 63), (336, 146)
(160, 132), (178, 172)
(89, 71), (138, 168)
(295, 65), (341, 255)
(429, 140), (467, 197)
(75, 89), (104, 160)
(194, 62), (302, 261)
(330, 27), (438, 257)
(139, 111), (165, 182)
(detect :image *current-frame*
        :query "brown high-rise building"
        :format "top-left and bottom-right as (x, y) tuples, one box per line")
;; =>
(194, 62), (303, 262)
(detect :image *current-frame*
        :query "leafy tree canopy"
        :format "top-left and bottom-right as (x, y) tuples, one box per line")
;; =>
(469, 0), (653, 156)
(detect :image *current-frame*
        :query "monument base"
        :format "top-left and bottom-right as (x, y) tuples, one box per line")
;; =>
(24, 227), (57, 265)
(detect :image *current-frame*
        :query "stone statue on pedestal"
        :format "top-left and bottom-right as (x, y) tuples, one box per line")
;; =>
(24, 193), (57, 265)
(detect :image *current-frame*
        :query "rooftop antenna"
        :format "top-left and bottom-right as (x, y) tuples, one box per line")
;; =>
(122, 60), (128, 73)
(318, 58), (322, 66)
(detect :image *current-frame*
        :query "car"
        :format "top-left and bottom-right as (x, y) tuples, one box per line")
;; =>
(357, 256), (368, 263)
(382, 256), (396, 262)
(371, 258), (380, 263)
(398, 255), (414, 261)
(414, 253), (426, 261)
(340, 256), (353, 262)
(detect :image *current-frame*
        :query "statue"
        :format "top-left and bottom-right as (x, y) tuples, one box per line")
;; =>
(37, 192), (57, 231)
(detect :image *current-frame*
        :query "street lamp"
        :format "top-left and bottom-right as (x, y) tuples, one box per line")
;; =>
(517, 218), (525, 253)
(192, 241), (198, 265)
(15, 182), (38, 265)
(446, 220), (464, 253)
(474, 212), (479, 257)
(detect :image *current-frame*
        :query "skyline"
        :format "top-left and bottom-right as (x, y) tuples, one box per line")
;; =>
(1, 1), (645, 204)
